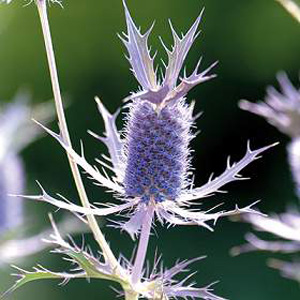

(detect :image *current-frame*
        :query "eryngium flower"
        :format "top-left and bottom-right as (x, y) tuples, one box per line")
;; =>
(123, 100), (193, 203)
(31, 2), (276, 239)
(239, 73), (300, 195)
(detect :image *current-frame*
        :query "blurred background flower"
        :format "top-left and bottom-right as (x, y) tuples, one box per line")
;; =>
(0, 91), (53, 237)
(0, 92), (87, 281)
(232, 73), (300, 284)
(0, 0), (299, 299)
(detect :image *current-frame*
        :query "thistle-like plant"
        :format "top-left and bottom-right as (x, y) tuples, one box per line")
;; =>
(1, 1), (276, 299)
(233, 73), (300, 284)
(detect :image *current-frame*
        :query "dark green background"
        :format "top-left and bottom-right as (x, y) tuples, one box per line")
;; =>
(0, 0), (299, 299)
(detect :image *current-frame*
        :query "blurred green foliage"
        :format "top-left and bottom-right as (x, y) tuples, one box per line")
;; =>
(0, 0), (299, 299)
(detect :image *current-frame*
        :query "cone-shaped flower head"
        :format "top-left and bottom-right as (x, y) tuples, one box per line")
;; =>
(123, 100), (193, 203)
(12, 4), (277, 298)
(118, 2), (213, 210)
(32, 2), (276, 241)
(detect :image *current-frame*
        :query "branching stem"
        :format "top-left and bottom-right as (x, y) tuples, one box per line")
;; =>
(35, 0), (120, 271)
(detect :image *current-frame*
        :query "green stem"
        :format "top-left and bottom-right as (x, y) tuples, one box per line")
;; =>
(35, 0), (120, 271)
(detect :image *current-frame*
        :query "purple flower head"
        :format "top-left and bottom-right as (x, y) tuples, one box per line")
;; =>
(6, 2), (279, 298)
(33, 2), (276, 241)
(123, 100), (193, 203)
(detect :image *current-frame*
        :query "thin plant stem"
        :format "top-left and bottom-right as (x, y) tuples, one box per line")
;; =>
(124, 290), (139, 300)
(35, 0), (120, 271)
(276, 0), (300, 23)
(131, 202), (155, 285)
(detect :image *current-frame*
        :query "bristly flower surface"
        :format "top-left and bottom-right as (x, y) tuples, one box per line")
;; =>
(29, 1), (277, 241)
(123, 100), (193, 204)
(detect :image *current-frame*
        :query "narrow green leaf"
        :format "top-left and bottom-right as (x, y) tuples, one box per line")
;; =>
(1, 265), (86, 299)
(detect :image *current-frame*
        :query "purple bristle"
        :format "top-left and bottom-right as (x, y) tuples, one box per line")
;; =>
(123, 101), (192, 203)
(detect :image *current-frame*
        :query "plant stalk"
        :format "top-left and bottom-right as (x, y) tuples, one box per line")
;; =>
(35, 0), (120, 271)
(131, 202), (155, 285)
(276, 0), (300, 23)
(124, 290), (139, 300)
